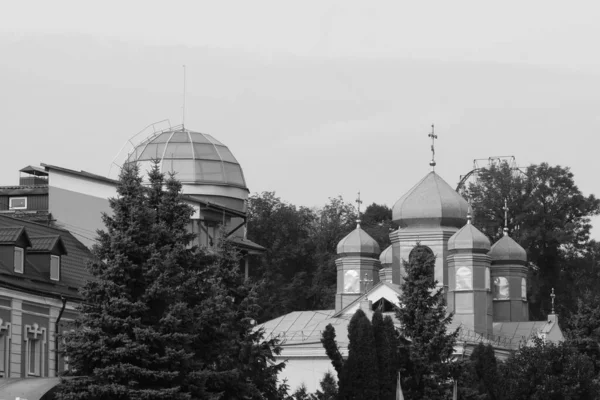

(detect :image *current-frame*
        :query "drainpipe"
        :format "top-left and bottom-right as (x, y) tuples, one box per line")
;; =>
(55, 296), (67, 376)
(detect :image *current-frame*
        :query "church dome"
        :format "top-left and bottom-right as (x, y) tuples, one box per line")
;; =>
(379, 245), (393, 266)
(125, 128), (247, 189)
(392, 171), (469, 229)
(448, 221), (490, 252)
(490, 234), (527, 264)
(337, 226), (380, 257)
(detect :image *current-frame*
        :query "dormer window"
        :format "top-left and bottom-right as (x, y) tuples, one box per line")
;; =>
(50, 255), (60, 281)
(9, 197), (27, 210)
(14, 247), (24, 273)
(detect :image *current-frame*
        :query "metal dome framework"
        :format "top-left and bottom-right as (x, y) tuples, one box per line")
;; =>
(117, 123), (247, 189)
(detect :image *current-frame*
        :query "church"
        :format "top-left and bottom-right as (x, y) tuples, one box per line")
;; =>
(258, 150), (564, 392)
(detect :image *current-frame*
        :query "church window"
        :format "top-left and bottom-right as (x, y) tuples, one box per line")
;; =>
(344, 270), (359, 293)
(0, 319), (10, 377)
(485, 268), (490, 290)
(25, 324), (45, 377)
(521, 278), (527, 300)
(14, 247), (24, 273)
(455, 266), (472, 290)
(493, 277), (509, 300)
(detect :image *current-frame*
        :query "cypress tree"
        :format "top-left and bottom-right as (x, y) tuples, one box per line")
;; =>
(396, 245), (458, 400)
(372, 310), (396, 400)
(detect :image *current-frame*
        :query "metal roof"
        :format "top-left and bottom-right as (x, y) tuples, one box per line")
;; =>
(490, 234), (527, 263)
(337, 225), (380, 256)
(29, 235), (68, 255)
(448, 222), (491, 252)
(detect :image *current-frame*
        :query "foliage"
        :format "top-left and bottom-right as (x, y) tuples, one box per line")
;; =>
(395, 245), (458, 399)
(321, 324), (344, 376)
(58, 163), (284, 399)
(314, 372), (339, 400)
(468, 161), (600, 319)
(361, 203), (396, 251)
(372, 310), (398, 400)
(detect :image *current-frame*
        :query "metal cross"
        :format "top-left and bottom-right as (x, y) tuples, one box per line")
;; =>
(355, 191), (363, 226)
(503, 198), (509, 236)
(428, 124), (438, 169)
(361, 273), (373, 300)
(550, 288), (556, 314)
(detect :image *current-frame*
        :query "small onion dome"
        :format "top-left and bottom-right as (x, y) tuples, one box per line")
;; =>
(392, 171), (469, 229)
(448, 222), (490, 253)
(337, 226), (380, 257)
(379, 245), (393, 266)
(490, 234), (527, 264)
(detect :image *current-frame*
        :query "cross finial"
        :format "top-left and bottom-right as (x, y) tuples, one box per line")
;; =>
(503, 198), (509, 236)
(550, 288), (556, 314)
(355, 191), (363, 228)
(467, 197), (473, 225)
(360, 273), (373, 299)
(428, 124), (438, 170)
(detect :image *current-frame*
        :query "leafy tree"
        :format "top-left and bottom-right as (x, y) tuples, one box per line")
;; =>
(500, 338), (599, 400)
(396, 245), (458, 399)
(361, 203), (395, 251)
(468, 162), (600, 319)
(565, 289), (600, 373)
(58, 164), (284, 399)
(469, 343), (500, 400)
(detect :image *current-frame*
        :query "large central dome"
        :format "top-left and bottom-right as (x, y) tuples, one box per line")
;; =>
(392, 171), (469, 229)
(125, 128), (247, 189)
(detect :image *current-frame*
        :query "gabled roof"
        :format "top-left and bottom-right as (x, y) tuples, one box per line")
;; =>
(0, 226), (32, 247)
(29, 235), (68, 255)
(334, 281), (402, 317)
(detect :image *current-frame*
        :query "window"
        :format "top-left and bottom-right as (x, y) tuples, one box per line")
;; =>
(493, 277), (509, 300)
(0, 319), (10, 377)
(521, 278), (527, 301)
(50, 255), (60, 281)
(25, 324), (45, 377)
(344, 270), (359, 293)
(455, 266), (472, 290)
(14, 247), (24, 273)
(485, 268), (490, 290)
(9, 197), (27, 210)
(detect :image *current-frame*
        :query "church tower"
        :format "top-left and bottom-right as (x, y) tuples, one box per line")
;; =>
(490, 201), (529, 322)
(447, 211), (493, 336)
(335, 195), (381, 312)
(390, 128), (469, 290)
(378, 245), (393, 283)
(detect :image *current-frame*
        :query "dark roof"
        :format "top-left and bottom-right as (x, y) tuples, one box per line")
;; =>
(0, 226), (31, 246)
(19, 165), (48, 176)
(228, 237), (266, 253)
(42, 163), (118, 185)
(29, 235), (68, 255)
(0, 215), (93, 298)
(0, 186), (48, 195)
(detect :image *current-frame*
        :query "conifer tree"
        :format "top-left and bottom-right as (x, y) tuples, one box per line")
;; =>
(372, 310), (397, 400)
(396, 245), (458, 399)
(57, 163), (284, 399)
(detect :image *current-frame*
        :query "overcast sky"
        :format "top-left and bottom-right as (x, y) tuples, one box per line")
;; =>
(2, 1), (600, 237)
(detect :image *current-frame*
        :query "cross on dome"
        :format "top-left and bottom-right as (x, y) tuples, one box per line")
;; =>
(503, 198), (509, 236)
(360, 273), (373, 300)
(428, 124), (438, 170)
(550, 288), (556, 314)
(355, 191), (363, 228)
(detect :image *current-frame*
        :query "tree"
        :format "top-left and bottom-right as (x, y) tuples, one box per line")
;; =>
(469, 343), (500, 400)
(361, 203), (395, 251)
(314, 372), (339, 400)
(372, 310), (398, 400)
(338, 309), (380, 400)
(395, 245), (458, 399)
(58, 163), (284, 399)
(468, 162), (600, 319)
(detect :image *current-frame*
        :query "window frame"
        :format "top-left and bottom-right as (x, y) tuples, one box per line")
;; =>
(50, 255), (60, 281)
(521, 277), (527, 301)
(455, 266), (473, 291)
(8, 197), (27, 210)
(14, 247), (24, 274)
(0, 321), (11, 378)
(493, 276), (510, 300)
(25, 324), (46, 377)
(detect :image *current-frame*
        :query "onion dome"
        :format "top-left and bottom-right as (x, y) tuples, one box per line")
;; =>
(490, 231), (527, 264)
(125, 128), (247, 189)
(337, 226), (380, 257)
(379, 245), (393, 266)
(448, 215), (491, 252)
(392, 171), (469, 229)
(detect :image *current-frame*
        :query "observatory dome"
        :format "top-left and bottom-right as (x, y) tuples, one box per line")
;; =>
(124, 127), (249, 211)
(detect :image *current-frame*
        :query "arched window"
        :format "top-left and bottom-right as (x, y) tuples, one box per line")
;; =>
(455, 266), (472, 290)
(344, 270), (359, 293)
(493, 277), (509, 300)
(521, 278), (527, 300)
(408, 245), (434, 263)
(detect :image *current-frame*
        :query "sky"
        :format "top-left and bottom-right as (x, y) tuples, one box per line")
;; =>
(2, 1), (600, 236)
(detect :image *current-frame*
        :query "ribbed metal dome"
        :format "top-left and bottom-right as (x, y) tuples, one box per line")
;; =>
(124, 128), (247, 189)
(392, 171), (469, 229)
(490, 234), (527, 264)
(448, 222), (491, 252)
(379, 245), (393, 265)
(337, 225), (380, 257)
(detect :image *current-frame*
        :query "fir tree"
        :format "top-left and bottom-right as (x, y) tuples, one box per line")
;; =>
(315, 372), (338, 400)
(396, 245), (458, 400)
(372, 310), (397, 400)
(57, 163), (284, 399)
